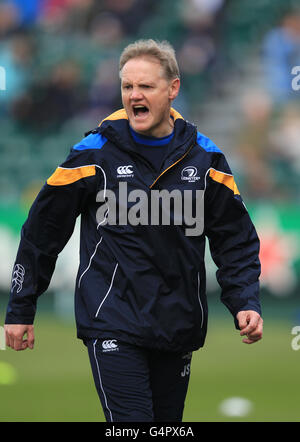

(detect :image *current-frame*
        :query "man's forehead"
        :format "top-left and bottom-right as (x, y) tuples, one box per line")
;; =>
(121, 56), (164, 81)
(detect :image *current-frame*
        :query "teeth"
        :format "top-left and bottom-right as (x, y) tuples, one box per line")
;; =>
(133, 105), (148, 117)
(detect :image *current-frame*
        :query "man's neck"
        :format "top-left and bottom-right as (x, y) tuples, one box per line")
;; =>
(130, 126), (174, 145)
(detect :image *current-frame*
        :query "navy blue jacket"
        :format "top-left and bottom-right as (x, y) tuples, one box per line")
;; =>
(5, 108), (261, 352)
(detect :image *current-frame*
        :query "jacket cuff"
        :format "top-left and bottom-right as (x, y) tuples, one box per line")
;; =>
(5, 305), (36, 325)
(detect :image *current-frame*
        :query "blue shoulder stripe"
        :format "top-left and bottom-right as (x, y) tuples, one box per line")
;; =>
(196, 131), (222, 153)
(72, 133), (108, 151)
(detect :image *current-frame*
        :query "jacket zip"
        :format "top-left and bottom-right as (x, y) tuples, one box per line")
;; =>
(149, 143), (195, 189)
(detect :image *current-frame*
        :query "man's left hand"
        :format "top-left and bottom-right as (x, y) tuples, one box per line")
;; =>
(236, 310), (263, 344)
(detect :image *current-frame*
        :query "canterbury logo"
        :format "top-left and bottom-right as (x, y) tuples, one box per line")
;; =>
(117, 165), (133, 177)
(102, 339), (119, 352)
(11, 264), (25, 293)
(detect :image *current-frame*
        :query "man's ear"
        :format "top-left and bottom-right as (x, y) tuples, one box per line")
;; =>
(169, 78), (180, 101)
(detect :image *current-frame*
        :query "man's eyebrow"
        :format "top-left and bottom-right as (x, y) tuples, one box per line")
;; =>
(121, 79), (156, 86)
(140, 81), (156, 86)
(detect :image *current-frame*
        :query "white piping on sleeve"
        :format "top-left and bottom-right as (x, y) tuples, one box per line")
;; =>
(95, 263), (119, 318)
(78, 237), (103, 288)
(203, 167), (211, 198)
(197, 272), (204, 329)
(77, 164), (108, 288)
(95, 164), (109, 228)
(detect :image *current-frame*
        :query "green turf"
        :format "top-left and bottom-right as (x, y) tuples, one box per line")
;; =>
(0, 315), (299, 422)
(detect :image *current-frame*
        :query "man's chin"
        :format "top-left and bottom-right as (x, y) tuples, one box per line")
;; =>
(129, 120), (153, 136)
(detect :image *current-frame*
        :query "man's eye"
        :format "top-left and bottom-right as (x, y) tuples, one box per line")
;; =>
(123, 85), (132, 90)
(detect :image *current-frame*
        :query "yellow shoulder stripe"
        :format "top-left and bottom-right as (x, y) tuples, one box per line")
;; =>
(99, 108), (128, 125)
(170, 107), (183, 121)
(47, 165), (96, 186)
(209, 168), (240, 195)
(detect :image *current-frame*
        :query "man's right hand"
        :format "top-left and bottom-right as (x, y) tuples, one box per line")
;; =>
(4, 324), (35, 351)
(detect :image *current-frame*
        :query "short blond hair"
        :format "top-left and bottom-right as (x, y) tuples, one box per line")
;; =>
(119, 39), (180, 81)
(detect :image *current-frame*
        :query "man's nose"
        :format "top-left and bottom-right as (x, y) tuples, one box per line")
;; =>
(130, 88), (143, 100)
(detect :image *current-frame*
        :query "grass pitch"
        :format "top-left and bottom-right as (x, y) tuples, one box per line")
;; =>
(0, 313), (299, 422)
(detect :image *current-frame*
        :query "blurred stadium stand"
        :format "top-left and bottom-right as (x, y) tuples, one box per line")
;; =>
(0, 0), (299, 314)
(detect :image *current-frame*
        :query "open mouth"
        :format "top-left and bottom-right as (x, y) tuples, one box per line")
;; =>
(133, 105), (149, 118)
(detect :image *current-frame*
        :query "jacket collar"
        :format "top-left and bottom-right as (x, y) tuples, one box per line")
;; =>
(97, 108), (197, 163)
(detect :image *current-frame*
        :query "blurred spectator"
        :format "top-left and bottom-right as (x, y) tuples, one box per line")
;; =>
(0, 31), (35, 114)
(0, 1), (20, 37)
(57, 0), (96, 34)
(177, 34), (215, 75)
(269, 104), (300, 200)
(100, 0), (154, 36)
(177, 0), (225, 74)
(176, 0), (226, 108)
(39, 0), (96, 34)
(87, 57), (121, 122)
(235, 90), (277, 200)
(38, 0), (155, 39)
(271, 105), (300, 167)
(38, 0), (73, 33)
(236, 89), (300, 202)
(179, 0), (225, 31)
(262, 8), (300, 105)
(7, 0), (41, 28)
(86, 0), (155, 47)
(12, 59), (85, 131)
(89, 12), (124, 48)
